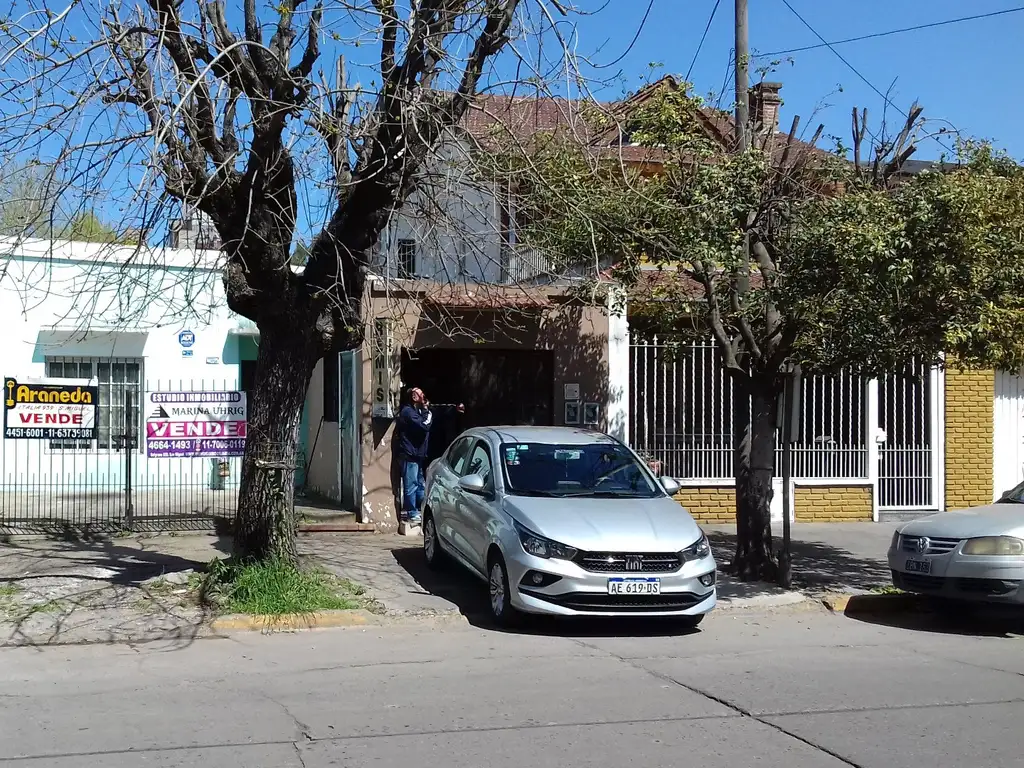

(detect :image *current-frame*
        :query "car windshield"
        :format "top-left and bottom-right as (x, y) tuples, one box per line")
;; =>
(500, 442), (662, 498)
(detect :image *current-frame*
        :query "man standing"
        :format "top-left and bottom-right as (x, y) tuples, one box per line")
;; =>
(395, 387), (463, 524)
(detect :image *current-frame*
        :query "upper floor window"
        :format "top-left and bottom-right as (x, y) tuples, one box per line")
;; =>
(397, 239), (417, 279)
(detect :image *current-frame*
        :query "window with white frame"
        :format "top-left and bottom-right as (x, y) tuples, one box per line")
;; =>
(397, 239), (417, 278)
(45, 357), (142, 450)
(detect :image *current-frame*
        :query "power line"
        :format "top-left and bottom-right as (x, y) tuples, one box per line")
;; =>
(686, 0), (723, 82)
(779, 0), (954, 154)
(763, 6), (1024, 57)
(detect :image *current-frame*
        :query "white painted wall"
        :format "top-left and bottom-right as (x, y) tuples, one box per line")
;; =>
(0, 238), (243, 493)
(303, 359), (341, 502)
(994, 369), (1024, 499)
(377, 140), (507, 284)
(605, 288), (629, 442)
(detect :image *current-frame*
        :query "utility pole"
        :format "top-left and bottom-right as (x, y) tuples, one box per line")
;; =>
(734, 0), (749, 151)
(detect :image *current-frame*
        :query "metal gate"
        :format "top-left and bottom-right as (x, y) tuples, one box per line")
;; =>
(1, 376), (242, 534)
(877, 361), (940, 510)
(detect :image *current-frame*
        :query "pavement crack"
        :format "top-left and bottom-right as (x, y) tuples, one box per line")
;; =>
(292, 740), (309, 768)
(570, 637), (866, 768)
(265, 694), (315, 743)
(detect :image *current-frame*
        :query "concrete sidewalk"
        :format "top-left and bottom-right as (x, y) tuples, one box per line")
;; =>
(704, 521), (895, 593)
(0, 520), (897, 645)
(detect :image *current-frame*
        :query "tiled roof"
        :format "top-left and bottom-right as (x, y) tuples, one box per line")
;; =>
(459, 78), (828, 164)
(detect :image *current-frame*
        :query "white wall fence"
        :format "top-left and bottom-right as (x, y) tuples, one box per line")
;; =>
(1, 375), (242, 533)
(629, 338), (943, 515)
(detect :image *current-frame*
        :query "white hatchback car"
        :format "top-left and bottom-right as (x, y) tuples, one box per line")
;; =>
(888, 480), (1024, 603)
(422, 425), (717, 626)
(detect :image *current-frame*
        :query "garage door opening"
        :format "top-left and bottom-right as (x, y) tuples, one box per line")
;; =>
(400, 348), (554, 463)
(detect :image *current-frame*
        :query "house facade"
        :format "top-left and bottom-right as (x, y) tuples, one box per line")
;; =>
(0, 237), (266, 532)
(0, 84), (1012, 534)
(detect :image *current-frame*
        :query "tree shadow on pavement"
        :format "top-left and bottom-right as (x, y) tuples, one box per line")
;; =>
(706, 531), (892, 593)
(0, 534), (231, 648)
(391, 545), (706, 638)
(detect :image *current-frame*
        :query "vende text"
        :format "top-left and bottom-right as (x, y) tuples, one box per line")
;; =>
(147, 421), (247, 438)
(18, 413), (84, 425)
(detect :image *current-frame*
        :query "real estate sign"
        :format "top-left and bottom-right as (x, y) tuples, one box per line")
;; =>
(3, 377), (98, 440)
(146, 390), (247, 458)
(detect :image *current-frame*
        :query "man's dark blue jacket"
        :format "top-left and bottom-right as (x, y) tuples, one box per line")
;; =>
(395, 404), (460, 461)
(395, 405), (432, 461)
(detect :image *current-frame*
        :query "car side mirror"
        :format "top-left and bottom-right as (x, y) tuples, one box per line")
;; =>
(459, 474), (488, 495)
(659, 476), (681, 496)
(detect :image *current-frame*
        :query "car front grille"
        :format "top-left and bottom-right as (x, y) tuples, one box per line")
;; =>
(892, 570), (945, 592)
(574, 551), (682, 574)
(521, 589), (707, 612)
(900, 535), (960, 555)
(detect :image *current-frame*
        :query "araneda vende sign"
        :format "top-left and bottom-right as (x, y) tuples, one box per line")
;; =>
(3, 377), (98, 440)
(145, 390), (247, 458)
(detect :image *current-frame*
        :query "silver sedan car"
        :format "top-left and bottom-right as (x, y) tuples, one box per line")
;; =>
(422, 426), (717, 626)
(888, 480), (1024, 603)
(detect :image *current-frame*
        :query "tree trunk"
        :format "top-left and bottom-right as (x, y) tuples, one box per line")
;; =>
(233, 320), (321, 563)
(733, 381), (780, 581)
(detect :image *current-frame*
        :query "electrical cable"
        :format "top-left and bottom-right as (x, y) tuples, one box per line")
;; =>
(686, 0), (723, 82)
(763, 6), (1024, 57)
(779, 0), (955, 154)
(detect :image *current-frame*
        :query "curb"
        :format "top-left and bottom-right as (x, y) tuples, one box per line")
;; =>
(717, 592), (809, 611)
(822, 592), (917, 615)
(297, 523), (376, 533)
(210, 609), (373, 633)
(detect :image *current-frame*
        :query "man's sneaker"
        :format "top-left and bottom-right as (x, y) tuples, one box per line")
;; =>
(406, 515), (422, 525)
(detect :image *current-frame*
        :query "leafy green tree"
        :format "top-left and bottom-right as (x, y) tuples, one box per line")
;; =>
(497, 85), (1024, 580)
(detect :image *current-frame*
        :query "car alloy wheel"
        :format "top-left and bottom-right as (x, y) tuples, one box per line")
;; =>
(488, 556), (515, 625)
(423, 514), (444, 570)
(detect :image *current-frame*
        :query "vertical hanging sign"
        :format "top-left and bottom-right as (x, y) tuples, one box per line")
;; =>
(371, 318), (395, 419)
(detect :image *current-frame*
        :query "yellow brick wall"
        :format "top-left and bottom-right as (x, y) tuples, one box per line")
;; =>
(794, 485), (872, 522)
(673, 487), (736, 523)
(944, 368), (994, 510)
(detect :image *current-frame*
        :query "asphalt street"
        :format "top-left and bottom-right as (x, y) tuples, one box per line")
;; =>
(1, 605), (1023, 767)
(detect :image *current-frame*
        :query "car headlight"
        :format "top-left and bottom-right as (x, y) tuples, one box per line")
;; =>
(514, 521), (577, 560)
(890, 530), (901, 550)
(962, 536), (1024, 556)
(680, 533), (711, 561)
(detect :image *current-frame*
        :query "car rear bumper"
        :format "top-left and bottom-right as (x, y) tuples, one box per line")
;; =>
(505, 546), (718, 617)
(887, 549), (1024, 604)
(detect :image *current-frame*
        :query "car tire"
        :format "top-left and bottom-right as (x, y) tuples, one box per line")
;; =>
(487, 551), (519, 627)
(673, 613), (705, 630)
(422, 512), (446, 570)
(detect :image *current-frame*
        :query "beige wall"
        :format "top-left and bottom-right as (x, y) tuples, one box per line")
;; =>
(944, 368), (995, 510)
(794, 484), (872, 522)
(359, 285), (611, 529)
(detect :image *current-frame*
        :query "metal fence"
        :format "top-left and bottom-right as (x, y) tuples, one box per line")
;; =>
(877, 360), (936, 509)
(630, 339), (939, 510)
(629, 338), (870, 481)
(1, 377), (242, 534)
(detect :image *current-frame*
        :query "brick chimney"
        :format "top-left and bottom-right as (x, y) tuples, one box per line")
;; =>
(749, 81), (782, 134)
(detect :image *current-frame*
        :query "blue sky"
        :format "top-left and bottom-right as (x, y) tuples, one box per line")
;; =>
(570, 0), (1024, 159)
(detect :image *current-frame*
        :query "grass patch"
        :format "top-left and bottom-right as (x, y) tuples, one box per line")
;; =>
(870, 584), (904, 595)
(0, 584), (19, 599)
(200, 558), (362, 616)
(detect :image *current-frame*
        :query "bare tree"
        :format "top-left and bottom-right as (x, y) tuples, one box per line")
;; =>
(0, 0), (584, 560)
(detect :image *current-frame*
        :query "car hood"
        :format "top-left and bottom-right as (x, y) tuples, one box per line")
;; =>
(502, 495), (703, 552)
(900, 503), (1024, 540)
